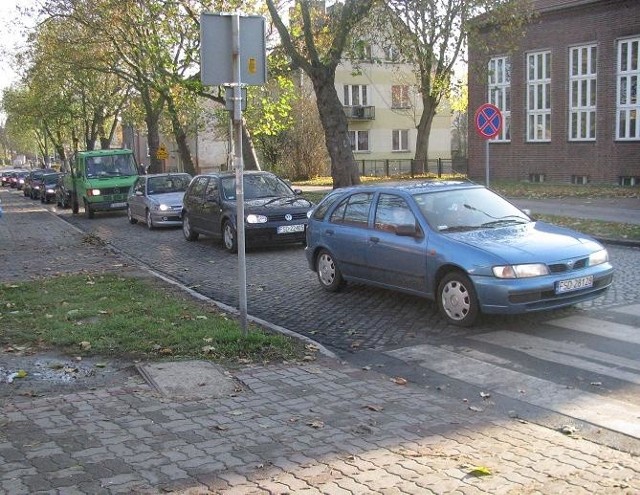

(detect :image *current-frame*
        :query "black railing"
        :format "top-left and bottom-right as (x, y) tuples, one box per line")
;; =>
(355, 158), (468, 178)
(343, 105), (376, 120)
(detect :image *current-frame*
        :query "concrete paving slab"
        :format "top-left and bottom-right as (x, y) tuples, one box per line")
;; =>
(137, 360), (240, 398)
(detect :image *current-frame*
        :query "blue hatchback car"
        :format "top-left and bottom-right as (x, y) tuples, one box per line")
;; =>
(305, 180), (614, 326)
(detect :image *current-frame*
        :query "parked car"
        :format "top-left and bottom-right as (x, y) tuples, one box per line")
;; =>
(182, 171), (314, 253)
(1, 169), (16, 187)
(11, 171), (29, 190)
(40, 172), (63, 203)
(24, 169), (56, 199)
(305, 180), (614, 327)
(127, 173), (192, 229)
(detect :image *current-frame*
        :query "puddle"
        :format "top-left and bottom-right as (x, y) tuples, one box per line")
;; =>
(0, 349), (144, 401)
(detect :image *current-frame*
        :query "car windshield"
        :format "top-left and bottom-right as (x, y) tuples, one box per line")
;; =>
(414, 187), (531, 232)
(147, 174), (191, 194)
(221, 174), (293, 200)
(85, 155), (138, 178)
(42, 173), (60, 184)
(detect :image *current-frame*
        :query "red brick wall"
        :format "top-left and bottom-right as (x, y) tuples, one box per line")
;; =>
(468, 0), (640, 184)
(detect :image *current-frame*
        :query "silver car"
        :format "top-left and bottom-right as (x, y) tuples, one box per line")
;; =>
(127, 173), (192, 229)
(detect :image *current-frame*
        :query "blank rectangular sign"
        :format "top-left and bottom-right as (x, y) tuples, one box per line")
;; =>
(200, 13), (267, 86)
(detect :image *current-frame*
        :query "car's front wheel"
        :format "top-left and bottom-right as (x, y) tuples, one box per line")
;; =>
(222, 220), (237, 253)
(146, 209), (154, 230)
(437, 271), (479, 327)
(316, 249), (345, 292)
(127, 206), (137, 224)
(182, 213), (199, 241)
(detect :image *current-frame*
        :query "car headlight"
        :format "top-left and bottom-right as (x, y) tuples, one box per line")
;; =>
(589, 249), (608, 266)
(492, 263), (549, 279)
(157, 204), (170, 211)
(246, 214), (268, 224)
(88, 188), (101, 196)
(46, 188), (55, 193)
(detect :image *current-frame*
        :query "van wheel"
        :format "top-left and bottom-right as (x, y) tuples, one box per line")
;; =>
(437, 271), (479, 327)
(222, 220), (237, 253)
(84, 199), (94, 219)
(182, 213), (199, 241)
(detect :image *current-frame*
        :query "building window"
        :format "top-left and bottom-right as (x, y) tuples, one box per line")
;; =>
(527, 51), (551, 142)
(392, 130), (409, 151)
(349, 130), (370, 152)
(384, 46), (400, 62)
(616, 38), (640, 140)
(571, 175), (590, 185)
(569, 45), (597, 141)
(344, 85), (369, 106)
(391, 85), (410, 109)
(488, 56), (511, 141)
(529, 173), (545, 183)
(619, 176), (640, 186)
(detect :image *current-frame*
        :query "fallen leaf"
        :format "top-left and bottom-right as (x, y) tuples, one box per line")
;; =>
(95, 363), (106, 368)
(469, 466), (492, 477)
(307, 420), (324, 429)
(480, 391), (491, 399)
(393, 377), (408, 385)
(79, 341), (91, 350)
(468, 406), (483, 412)
(15, 370), (28, 378)
(364, 404), (384, 412)
(196, 315), (208, 320)
(202, 345), (216, 354)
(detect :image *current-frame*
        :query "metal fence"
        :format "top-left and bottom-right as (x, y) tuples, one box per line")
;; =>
(357, 158), (468, 178)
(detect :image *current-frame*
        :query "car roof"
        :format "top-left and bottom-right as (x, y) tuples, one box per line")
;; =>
(195, 170), (276, 179)
(328, 179), (484, 196)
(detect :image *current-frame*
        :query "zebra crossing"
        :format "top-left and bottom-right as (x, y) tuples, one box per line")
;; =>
(387, 304), (640, 440)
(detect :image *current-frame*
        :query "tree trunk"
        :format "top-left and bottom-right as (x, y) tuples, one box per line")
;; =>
(413, 93), (438, 174)
(165, 94), (196, 176)
(141, 91), (165, 174)
(241, 119), (261, 171)
(310, 69), (360, 189)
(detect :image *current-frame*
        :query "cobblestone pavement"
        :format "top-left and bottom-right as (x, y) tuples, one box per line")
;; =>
(2, 188), (640, 494)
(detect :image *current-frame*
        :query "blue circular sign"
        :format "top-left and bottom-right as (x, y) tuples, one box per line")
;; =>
(475, 103), (502, 139)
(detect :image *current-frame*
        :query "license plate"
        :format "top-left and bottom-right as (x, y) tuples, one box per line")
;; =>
(277, 224), (305, 234)
(556, 275), (593, 294)
(111, 202), (127, 208)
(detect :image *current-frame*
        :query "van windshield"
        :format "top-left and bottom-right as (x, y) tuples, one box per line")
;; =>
(86, 155), (137, 178)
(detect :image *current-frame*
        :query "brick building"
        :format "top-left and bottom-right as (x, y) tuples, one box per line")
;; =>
(468, 0), (640, 185)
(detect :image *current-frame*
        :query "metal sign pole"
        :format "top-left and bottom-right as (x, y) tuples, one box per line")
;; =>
(232, 15), (248, 333)
(485, 140), (490, 188)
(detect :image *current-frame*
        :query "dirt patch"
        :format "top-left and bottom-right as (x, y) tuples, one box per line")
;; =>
(0, 348), (145, 402)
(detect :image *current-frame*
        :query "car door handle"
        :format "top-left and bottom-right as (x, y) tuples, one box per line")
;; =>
(369, 236), (380, 243)
(325, 229), (334, 236)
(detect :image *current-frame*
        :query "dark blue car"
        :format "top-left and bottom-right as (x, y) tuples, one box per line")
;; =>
(305, 180), (613, 326)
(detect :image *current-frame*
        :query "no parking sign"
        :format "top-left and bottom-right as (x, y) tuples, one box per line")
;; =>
(475, 103), (502, 140)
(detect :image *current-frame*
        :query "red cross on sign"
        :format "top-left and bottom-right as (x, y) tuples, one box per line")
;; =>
(475, 103), (502, 140)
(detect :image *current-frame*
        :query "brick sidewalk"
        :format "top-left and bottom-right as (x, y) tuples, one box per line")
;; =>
(2, 188), (640, 494)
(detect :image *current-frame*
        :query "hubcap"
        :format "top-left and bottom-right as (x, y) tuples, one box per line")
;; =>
(318, 254), (335, 286)
(442, 280), (470, 321)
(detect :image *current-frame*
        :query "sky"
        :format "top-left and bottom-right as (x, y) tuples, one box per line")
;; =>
(0, 0), (37, 93)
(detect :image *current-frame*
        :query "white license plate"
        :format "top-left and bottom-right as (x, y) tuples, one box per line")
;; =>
(277, 224), (305, 234)
(111, 202), (127, 208)
(556, 275), (593, 294)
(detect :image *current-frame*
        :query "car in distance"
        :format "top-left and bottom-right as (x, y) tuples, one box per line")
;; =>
(182, 171), (314, 253)
(40, 172), (63, 203)
(127, 173), (192, 229)
(305, 180), (614, 327)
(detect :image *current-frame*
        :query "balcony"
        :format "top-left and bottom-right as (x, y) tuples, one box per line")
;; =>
(344, 105), (376, 120)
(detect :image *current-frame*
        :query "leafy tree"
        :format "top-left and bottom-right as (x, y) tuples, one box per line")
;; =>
(379, 0), (533, 168)
(266, 0), (376, 188)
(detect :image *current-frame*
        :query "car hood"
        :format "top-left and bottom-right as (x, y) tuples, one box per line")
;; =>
(148, 191), (185, 205)
(243, 196), (313, 210)
(446, 221), (603, 263)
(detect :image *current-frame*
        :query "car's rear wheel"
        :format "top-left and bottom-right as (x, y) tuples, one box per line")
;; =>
(146, 209), (154, 230)
(222, 220), (237, 253)
(127, 206), (137, 224)
(182, 213), (199, 241)
(437, 271), (479, 327)
(316, 249), (345, 292)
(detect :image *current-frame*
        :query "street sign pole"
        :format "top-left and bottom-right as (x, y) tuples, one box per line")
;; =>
(485, 140), (490, 188)
(232, 15), (248, 334)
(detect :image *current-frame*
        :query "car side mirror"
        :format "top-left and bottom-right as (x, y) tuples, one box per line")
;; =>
(135, 190), (144, 196)
(206, 195), (219, 204)
(293, 188), (303, 195)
